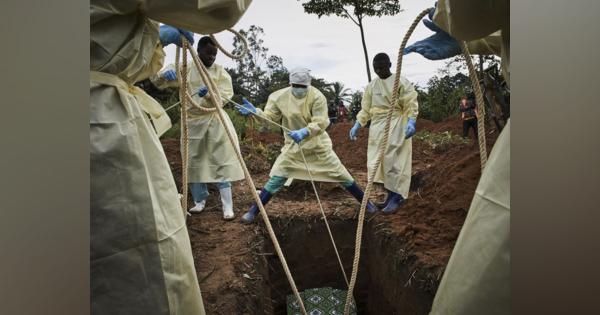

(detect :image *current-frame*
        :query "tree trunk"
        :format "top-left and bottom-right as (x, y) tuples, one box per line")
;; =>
(358, 19), (372, 83)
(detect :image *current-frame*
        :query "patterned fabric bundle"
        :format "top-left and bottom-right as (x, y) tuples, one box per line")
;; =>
(287, 287), (357, 315)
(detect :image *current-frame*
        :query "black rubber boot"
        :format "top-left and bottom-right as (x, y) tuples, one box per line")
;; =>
(241, 188), (273, 224)
(345, 182), (378, 213)
(381, 191), (405, 215)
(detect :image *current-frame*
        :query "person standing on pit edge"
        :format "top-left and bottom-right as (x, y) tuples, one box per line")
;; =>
(349, 52), (419, 215)
(151, 36), (243, 221)
(236, 67), (378, 223)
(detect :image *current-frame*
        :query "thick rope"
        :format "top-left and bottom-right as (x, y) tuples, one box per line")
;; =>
(343, 8), (432, 314)
(176, 46), (190, 217)
(209, 28), (248, 60)
(459, 42), (488, 169)
(179, 38), (308, 315)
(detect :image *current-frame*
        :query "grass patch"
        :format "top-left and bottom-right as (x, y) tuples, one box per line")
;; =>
(413, 130), (469, 152)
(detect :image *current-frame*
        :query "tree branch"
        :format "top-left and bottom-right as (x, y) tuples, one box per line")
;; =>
(342, 6), (360, 26)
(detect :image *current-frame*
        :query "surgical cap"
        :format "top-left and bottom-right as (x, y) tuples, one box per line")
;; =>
(289, 67), (311, 86)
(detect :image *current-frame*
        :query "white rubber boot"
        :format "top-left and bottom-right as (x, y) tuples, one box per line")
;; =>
(220, 186), (235, 221)
(189, 200), (206, 213)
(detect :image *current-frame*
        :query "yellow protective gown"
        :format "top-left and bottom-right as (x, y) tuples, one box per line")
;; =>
(90, 1), (251, 314)
(152, 63), (244, 183)
(258, 86), (354, 182)
(429, 1), (510, 314)
(356, 74), (419, 198)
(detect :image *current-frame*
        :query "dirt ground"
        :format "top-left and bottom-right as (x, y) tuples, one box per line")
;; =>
(161, 116), (500, 314)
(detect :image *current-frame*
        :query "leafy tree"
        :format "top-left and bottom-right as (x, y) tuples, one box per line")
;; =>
(348, 90), (363, 121)
(231, 25), (270, 102)
(418, 73), (471, 122)
(299, 0), (403, 83)
(326, 81), (352, 106)
(311, 77), (333, 99)
(440, 54), (502, 77)
(265, 55), (285, 76)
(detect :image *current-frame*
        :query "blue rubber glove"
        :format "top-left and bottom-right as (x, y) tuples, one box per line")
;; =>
(405, 118), (417, 139)
(237, 98), (257, 116)
(287, 128), (310, 144)
(162, 69), (177, 81)
(159, 25), (194, 47)
(197, 86), (208, 97)
(403, 8), (460, 60)
(349, 121), (361, 141)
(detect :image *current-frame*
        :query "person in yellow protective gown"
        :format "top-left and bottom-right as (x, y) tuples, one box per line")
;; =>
(404, 1), (509, 314)
(151, 36), (243, 220)
(236, 67), (378, 223)
(349, 52), (419, 215)
(90, 1), (251, 314)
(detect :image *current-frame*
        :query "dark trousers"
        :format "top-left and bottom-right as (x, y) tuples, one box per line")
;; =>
(462, 118), (478, 138)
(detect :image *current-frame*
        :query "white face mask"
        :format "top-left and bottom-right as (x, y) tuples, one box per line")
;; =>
(291, 87), (308, 99)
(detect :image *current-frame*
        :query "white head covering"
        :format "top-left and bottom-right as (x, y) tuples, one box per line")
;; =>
(289, 67), (311, 86)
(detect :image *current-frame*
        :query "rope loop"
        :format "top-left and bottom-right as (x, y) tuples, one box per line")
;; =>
(209, 28), (248, 60)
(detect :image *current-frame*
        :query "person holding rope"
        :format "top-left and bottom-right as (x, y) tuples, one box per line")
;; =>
(404, 1), (509, 314)
(151, 36), (243, 220)
(90, 1), (251, 314)
(349, 52), (419, 215)
(237, 67), (378, 223)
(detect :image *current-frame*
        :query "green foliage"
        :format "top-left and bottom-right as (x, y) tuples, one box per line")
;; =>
(326, 82), (351, 105)
(441, 54), (502, 77)
(161, 89), (181, 126)
(300, 0), (402, 20)
(414, 52), (504, 123)
(348, 90), (363, 121)
(311, 78), (332, 97)
(414, 130), (469, 152)
(161, 121), (180, 139)
(229, 25), (284, 105)
(257, 68), (291, 105)
(417, 73), (471, 122)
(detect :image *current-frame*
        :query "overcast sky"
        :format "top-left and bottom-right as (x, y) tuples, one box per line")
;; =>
(163, 0), (446, 92)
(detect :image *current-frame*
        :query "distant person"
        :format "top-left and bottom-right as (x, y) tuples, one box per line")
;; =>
(328, 101), (338, 124)
(338, 102), (348, 122)
(350, 103), (361, 121)
(349, 52), (419, 215)
(460, 96), (478, 139)
(151, 36), (243, 221)
(237, 67), (377, 223)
